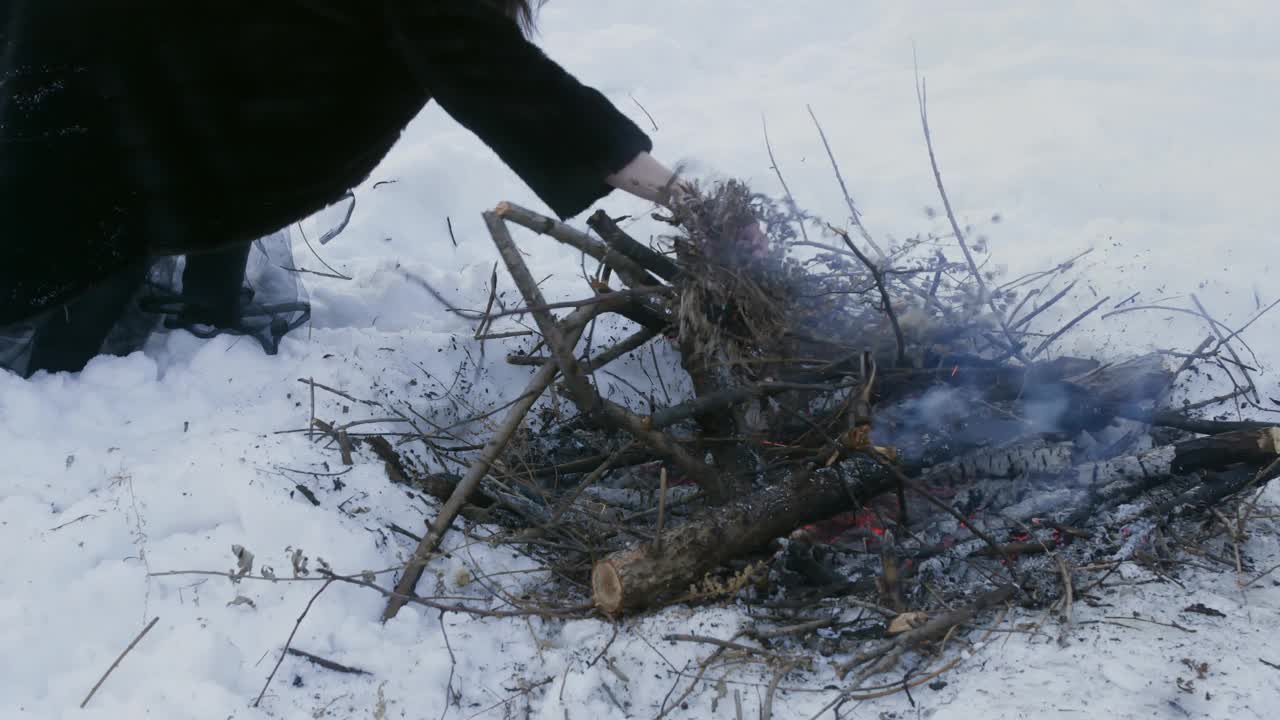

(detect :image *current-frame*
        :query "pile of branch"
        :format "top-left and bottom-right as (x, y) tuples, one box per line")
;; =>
(376, 186), (1279, 625)
(364, 88), (1280, 703)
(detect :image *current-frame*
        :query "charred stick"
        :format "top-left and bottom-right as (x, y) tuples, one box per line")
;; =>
(508, 327), (656, 368)
(588, 210), (681, 281)
(481, 288), (670, 323)
(1010, 279), (1078, 330)
(613, 298), (672, 334)
(1006, 287), (1041, 329)
(975, 540), (1060, 557)
(831, 225), (907, 367)
(495, 202), (663, 289)
(256, 580), (335, 707)
(1129, 410), (1280, 435)
(584, 328), (660, 372)
(475, 262), (500, 340)
(649, 386), (755, 428)
(1143, 469), (1260, 521)
(285, 648), (371, 676)
(646, 379), (854, 431)
(1170, 335), (1215, 378)
(927, 261), (945, 301)
(507, 354), (552, 367)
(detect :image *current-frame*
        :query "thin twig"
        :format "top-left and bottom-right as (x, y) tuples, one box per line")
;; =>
(1010, 280), (1078, 330)
(382, 303), (601, 621)
(1056, 556), (1074, 646)
(481, 288), (669, 323)
(439, 610), (458, 720)
(806, 105), (885, 258)
(829, 225), (907, 366)
(655, 466), (669, 553)
(1030, 295), (1110, 359)
(763, 114), (811, 244)
(662, 634), (788, 661)
(1094, 615), (1196, 634)
(749, 616), (840, 641)
(254, 579), (335, 707)
(630, 92), (659, 131)
(296, 216), (352, 279)
(285, 648), (371, 676)
(308, 376), (316, 441)
(80, 616), (161, 709)
(297, 378), (379, 407)
(1192, 294), (1260, 403)
(872, 452), (1018, 576)
(913, 58), (1028, 363)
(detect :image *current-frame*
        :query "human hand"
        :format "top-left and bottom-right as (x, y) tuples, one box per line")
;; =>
(735, 219), (769, 259)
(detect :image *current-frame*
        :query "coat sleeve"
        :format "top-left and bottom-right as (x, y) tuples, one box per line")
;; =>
(382, 1), (653, 219)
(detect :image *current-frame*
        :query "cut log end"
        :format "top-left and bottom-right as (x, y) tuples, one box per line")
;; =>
(592, 560), (625, 615)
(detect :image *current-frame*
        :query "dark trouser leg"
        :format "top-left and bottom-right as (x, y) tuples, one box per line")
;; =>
(26, 260), (150, 376)
(180, 243), (252, 327)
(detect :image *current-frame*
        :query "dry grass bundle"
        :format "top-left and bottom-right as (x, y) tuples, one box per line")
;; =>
(665, 180), (807, 377)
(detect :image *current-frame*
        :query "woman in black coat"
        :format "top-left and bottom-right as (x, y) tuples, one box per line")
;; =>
(0, 0), (683, 376)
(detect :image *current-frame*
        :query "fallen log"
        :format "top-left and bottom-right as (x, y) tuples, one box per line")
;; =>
(591, 467), (893, 615)
(587, 210), (681, 282)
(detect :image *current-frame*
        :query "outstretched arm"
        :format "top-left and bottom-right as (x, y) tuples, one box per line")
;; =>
(605, 151), (692, 208)
(384, 1), (676, 218)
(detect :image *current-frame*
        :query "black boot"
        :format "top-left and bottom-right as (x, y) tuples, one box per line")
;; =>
(157, 241), (309, 354)
(176, 243), (253, 328)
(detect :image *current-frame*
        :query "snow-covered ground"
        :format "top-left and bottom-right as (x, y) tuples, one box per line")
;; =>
(5, 2), (1280, 718)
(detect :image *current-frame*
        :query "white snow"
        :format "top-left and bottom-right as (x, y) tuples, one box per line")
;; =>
(5, 2), (1280, 718)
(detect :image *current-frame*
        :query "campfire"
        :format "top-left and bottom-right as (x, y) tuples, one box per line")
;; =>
(356, 102), (1280, 702)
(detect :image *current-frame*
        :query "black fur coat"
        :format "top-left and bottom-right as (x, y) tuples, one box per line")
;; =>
(0, 1), (653, 323)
